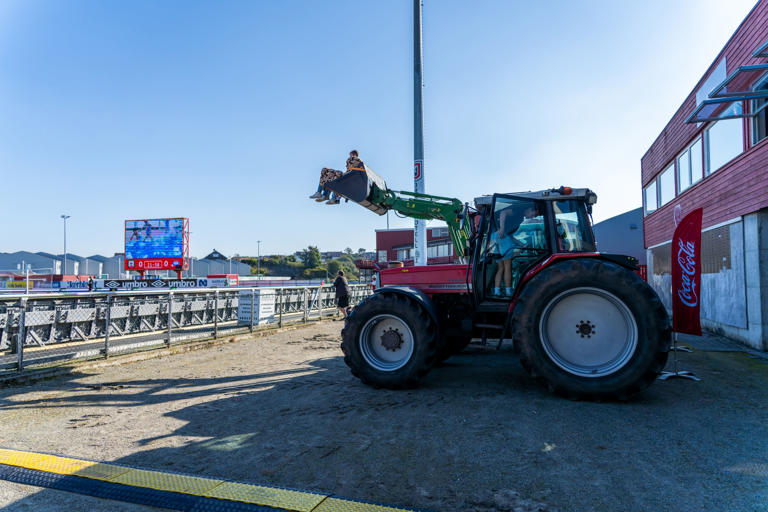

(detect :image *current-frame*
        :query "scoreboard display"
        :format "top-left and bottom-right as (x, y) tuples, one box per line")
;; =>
(124, 218), (189, 272)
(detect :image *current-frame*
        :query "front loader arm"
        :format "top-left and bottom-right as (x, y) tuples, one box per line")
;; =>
(375, 189), (469, 261)
(323, 166), (470, 260)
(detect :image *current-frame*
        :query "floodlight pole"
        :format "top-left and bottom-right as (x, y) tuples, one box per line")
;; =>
(413, 0), (427, 267)
(257, 240), (262, 277)
(61, 215), (70, 275)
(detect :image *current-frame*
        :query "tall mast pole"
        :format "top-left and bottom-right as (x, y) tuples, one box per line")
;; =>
(413, 0), (427, 266)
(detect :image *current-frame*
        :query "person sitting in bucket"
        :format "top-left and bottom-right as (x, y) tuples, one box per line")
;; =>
(309, 150), (365, 205)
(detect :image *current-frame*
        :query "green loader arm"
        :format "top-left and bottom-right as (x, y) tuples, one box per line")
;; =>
(373, 188), (470, 261)
(322, 167), (469, 260)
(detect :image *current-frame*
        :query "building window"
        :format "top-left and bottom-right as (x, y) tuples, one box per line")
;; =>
(690, 138), (703, 185)
(752, 75), (768, 145)
(643, 180), (657, 215)
(658, 163), (675, 206)
(677, 151), (690, 193)
(377, 250), (387, 262)
(677, 137), (703, 194)
(395, 248), (412, 260)
(431, 227), (448, 238)
(427, 242), (453, 258)
(706, 114), (743, 174)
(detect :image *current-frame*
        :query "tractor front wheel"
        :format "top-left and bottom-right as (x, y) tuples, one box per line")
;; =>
(341, 293), (438, 389)
(512, 258), (670, 400)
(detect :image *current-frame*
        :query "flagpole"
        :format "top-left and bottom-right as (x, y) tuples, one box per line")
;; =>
(659, 332), (700, 381)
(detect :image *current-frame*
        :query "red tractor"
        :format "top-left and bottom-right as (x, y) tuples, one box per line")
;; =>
(323, 169), (670, 399)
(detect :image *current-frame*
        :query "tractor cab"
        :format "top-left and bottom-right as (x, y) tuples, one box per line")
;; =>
(470, 188), (597, 310)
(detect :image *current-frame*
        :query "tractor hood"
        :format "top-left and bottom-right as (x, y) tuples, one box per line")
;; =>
(379, 264), (471, 294)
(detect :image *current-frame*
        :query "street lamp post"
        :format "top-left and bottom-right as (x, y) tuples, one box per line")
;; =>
(61, 215), (70, 275)
(257, 241), (262, 278)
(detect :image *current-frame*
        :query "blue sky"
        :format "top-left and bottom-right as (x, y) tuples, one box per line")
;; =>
(0, 0), (757, 258)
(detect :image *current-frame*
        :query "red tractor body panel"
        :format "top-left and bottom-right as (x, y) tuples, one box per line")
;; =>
(379, 264), (470, 295)
(378, 253), (604, 307)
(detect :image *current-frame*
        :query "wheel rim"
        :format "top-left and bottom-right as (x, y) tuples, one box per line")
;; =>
(538, 287), (638, 378)
(359, 314), (415, 372)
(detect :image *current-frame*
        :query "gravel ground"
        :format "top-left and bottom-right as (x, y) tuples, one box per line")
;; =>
(0, 322), (767, 512)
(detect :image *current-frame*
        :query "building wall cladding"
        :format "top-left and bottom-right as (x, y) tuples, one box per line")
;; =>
(642, 0), (768, 247)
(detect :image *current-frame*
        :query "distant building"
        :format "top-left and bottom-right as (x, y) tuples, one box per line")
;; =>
(592, 208), (645, 265)
(641, 2), (768, 350)
(203, 249), (227, 261)
(188, 256), (250, 277)
(0, 249), (251, 279)
(376, 226), (458, 266)
(0, 252), (62, 274)
(60, 253), (103, 277)
(321, 251), (343, 262)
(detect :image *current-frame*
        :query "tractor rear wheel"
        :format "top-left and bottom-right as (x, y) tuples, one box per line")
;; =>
(341, 293), (438, 389)
(512, 258), (670, 400)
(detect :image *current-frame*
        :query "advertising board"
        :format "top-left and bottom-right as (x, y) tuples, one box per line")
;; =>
(101, 278), (205, 290)
(124, 218), (189, 272)
(207, 274), (239, 287)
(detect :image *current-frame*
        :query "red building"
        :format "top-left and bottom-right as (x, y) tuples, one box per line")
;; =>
(376, 226), (459, 266)
(642, 0), (768, 350)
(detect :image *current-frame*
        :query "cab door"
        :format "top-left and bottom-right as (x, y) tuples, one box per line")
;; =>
(471, 195), (551, 307)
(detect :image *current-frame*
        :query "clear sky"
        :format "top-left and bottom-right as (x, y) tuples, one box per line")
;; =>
(0, 0), (757, 258)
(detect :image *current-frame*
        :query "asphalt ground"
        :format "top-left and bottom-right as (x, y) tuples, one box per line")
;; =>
(0, 322), (767, 512)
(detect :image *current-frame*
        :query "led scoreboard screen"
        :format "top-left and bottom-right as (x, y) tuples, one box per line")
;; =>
(124, 218), (189, 272)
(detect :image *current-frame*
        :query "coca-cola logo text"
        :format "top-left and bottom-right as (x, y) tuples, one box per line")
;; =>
(677, 238), (698, 307)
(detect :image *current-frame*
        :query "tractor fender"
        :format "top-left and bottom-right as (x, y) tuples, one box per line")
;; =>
(509, 254), (644, 314)
(373, 285), (439, 327)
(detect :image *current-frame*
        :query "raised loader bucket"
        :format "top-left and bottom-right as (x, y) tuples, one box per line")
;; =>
(325, 166), (389, 215)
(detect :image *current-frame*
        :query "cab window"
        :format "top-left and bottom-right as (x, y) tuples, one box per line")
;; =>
(552, 200), (595, 252)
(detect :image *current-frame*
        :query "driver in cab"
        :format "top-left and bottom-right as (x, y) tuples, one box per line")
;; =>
(491, 203), (542, 297)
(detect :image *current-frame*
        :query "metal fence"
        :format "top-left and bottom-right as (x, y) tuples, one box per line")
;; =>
(0, 285), (372, 375)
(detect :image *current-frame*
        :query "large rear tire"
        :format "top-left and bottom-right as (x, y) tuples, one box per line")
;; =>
(511, 258), (670, 400)
(341, 293), (438, 389)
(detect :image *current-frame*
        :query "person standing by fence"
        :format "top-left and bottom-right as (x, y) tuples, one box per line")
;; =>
(333, 270), (351, 320)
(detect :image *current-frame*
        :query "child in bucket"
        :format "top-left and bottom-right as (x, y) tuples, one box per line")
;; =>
(309, 150), (365, 204)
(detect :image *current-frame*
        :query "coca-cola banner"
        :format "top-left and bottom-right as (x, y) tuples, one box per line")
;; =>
(671, 208), (703, 335)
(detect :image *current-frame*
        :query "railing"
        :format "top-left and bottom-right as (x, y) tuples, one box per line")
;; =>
(0, 285), (372, 375)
